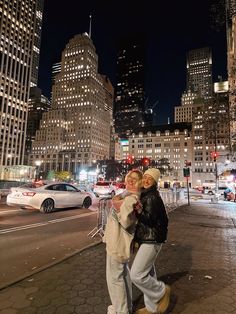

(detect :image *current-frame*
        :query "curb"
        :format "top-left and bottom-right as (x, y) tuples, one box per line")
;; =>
(0, 240), (102, 291)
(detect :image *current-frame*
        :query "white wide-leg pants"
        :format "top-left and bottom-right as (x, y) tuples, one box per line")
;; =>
(130, 243), (165, 313)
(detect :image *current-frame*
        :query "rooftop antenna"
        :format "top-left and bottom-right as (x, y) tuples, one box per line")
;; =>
(89, 14), (92, 38)
(167, 117), (170, 124)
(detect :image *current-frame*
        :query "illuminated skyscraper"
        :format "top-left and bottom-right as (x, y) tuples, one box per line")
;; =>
(51, 62), (61, 87)
(114, 36), (146, 136)
(25, 87), (50, 156)
(0, 0), (44, 168)
(226, 0), (236, 148)
(186, 47), (213, 100)
(30, 0), (44, 87)
(30, 33), (113, 175)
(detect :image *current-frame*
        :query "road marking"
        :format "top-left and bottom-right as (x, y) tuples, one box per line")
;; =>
(0, 209), (20, 215)
(0, 211), (96, 234)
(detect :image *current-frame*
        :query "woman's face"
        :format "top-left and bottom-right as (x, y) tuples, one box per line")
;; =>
(126, 172), (142, 190)
(142, 174), (155, 189)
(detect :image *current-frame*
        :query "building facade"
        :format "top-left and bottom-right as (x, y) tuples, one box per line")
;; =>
(191, 85), (231, 187)
(114, 35), (146, 136)
(186, 47), (213, 100)
(30, 0), (43, 87)
(25, 87), (50, 156)
(127, 123), (193, 186)
(175, 47), (213, 123)
(174, 90), (198, 123)
(0, 0), (44, 170)
(226, 1), (236, 150)
(30, 33), (113, 177)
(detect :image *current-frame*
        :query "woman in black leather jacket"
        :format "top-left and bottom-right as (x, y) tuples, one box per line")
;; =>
(130, 168), (170, 314)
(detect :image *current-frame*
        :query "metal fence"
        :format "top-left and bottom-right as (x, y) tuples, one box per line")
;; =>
(159, 189), (186, 212)
(88, 196), (112, 238)
(88, 189), (186, 238)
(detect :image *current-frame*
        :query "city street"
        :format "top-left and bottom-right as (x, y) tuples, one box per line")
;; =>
(0, 198), (100, 289)
(0, 199), (236, 313)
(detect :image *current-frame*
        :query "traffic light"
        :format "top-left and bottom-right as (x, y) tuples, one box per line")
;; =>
(126, 155), (134, 164)
(183, 167), (190, 177)
(211, 151), (218, 162)
(141, 157), (150, 166)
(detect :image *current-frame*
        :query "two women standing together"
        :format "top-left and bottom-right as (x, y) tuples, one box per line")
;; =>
(104, 168), (170, 314)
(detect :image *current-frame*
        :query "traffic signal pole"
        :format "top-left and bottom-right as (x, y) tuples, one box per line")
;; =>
(183, 161), (191, 206)
(186, 176), (190, 206)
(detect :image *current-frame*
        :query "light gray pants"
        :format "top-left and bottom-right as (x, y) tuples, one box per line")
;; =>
(130, 243), (165, 313)
(106, 254), (132, 314)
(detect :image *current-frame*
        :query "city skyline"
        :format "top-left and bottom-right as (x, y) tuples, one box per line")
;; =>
(38, 0), (227, 124)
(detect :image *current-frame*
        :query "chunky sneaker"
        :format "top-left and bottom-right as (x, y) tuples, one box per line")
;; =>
(157, 285), (171, 313)
(107, 304), (116, 314)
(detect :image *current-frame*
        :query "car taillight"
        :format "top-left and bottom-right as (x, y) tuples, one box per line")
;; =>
(22, 192), (36, 197)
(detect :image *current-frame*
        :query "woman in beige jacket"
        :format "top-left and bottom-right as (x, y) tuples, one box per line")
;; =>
(104, 169), (143, 314)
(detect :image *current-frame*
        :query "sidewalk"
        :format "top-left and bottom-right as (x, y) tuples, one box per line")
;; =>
(0, 200), (236, 314)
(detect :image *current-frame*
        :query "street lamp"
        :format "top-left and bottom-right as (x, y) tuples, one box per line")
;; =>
(35, 160), (42, 181)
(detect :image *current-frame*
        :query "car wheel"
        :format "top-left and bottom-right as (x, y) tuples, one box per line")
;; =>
(40, 198), (54, 213)
(111, 191), (115, 198)
(83, 197), (92, 209)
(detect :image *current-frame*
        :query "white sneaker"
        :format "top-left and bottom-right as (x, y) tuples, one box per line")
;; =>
(107, 304), (116, 314)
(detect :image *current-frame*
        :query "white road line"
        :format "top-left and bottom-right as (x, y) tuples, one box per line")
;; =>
(0, 211), (96, 234)
(0, 209), (20, 215)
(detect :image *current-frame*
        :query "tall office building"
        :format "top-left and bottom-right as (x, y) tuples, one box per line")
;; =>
(30, 33), (113, 175)
(190, 80), (230, 187)
(226, 0), (236, 148)
(186, 47), (213, 100)
(174, 90), (198, 123)
(51, 62), (61, 101)
(0, 0), (44, 168)
(51, 62), (61, 87)
(30, 0), (44, 87)
(114, 35), (146, 136)
(25, 87), (50, 156)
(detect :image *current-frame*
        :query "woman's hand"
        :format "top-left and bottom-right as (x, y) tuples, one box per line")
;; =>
(133, 200), (142, 213)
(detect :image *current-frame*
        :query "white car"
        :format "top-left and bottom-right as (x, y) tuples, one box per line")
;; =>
(93, 181), (116, 197)
(7, 182), (93, 213)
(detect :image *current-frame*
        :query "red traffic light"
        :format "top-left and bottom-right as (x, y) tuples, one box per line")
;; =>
(126, 155), (134, 164)
(141, 157), (150, 166)
(211, 151), (218, 158)
(211, 151), (219, 161)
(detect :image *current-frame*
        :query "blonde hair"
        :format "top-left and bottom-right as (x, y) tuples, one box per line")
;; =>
(125, 169), (143, 190)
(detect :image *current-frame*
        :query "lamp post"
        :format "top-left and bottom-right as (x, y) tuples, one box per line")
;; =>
(35, 160), (42, 181)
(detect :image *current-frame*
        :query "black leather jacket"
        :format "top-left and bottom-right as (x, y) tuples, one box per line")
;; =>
(134, 185), (168, 244)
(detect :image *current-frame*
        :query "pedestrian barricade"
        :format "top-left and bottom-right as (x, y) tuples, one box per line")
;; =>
(160, 189), (186, 212)
(88, 196), (112, 238)
(88, 190), (186, 239)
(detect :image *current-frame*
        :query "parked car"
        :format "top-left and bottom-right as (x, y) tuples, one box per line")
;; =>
(93, 181), (116, 197)
(7, 182), (93, 213)
(204, 186), (228, 196)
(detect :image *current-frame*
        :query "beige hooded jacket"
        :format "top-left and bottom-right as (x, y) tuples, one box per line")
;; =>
(103, 194), (139, 262)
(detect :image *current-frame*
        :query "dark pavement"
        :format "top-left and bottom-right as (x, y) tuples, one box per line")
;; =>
(0, 200), (236, 314)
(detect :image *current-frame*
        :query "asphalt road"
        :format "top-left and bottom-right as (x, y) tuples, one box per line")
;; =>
(0, 199), (101, 289)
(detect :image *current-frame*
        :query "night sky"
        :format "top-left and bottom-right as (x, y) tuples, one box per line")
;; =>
(38, 0), (227, 124)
